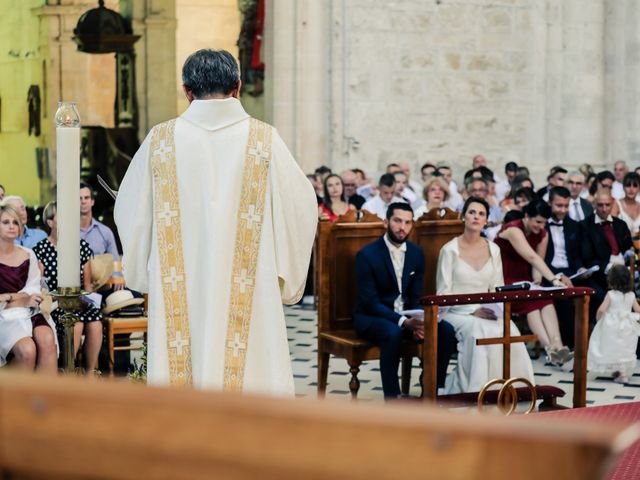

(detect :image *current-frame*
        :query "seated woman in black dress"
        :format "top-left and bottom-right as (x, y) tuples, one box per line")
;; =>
(0, 203), (57, 372)
(33, 202), (103, 373)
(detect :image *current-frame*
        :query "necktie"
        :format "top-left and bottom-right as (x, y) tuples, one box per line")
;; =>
(572, 201), (583, 221)
(600, 221), (620, 255)
(549, 222), (563, 227)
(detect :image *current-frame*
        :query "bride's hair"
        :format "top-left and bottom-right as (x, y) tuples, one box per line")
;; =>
(461, 196), (489, 217)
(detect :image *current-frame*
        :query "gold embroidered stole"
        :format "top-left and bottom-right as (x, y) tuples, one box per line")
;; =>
(223, 118), (272, 391)
(150, 119), (193, 386)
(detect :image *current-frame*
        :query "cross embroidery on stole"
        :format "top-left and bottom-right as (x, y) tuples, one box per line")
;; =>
(150, 119), (193, 385)
(222, 118), (272, 391)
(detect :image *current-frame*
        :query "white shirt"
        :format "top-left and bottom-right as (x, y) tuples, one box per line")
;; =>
(547, 218), (569, 269)
(612, 181), (625, 200)
(362, 194), (406, 219)
(383, 234), (407, 326)
(568, 198), (585, 222)
(495, 179), (511, 202)
(594, 214), (614, 224)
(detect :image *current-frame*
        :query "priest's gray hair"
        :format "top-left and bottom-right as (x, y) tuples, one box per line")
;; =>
(182, 49), (240, 98)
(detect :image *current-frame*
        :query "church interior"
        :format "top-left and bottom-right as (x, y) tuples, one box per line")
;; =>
(2, 1), (640, 478)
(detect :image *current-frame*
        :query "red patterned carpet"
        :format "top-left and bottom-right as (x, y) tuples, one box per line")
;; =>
(541, 402), (640, 480)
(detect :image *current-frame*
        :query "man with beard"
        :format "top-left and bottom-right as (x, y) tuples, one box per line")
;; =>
(353, 202), (455, 399)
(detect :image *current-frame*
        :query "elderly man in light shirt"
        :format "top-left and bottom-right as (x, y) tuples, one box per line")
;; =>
(79, 183), (119, 259)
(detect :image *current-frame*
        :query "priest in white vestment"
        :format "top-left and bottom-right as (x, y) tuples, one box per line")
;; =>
(114, 49), (317, 396)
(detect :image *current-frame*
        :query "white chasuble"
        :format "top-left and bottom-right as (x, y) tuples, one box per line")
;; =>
(114, 98), (318, 395)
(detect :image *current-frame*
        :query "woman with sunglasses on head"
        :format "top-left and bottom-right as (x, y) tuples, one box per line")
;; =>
(0, 203), (57, 373)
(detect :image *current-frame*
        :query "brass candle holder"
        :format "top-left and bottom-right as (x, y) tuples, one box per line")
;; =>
(50, 287), (84, 373)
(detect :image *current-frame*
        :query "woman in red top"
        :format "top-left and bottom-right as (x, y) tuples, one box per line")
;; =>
(494, 199), (573, 365)
(318, 174), (354, 221)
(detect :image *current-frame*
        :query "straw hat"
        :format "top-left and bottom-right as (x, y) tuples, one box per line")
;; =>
(102, 289), (144, 315)
(90, 254), (114, 291)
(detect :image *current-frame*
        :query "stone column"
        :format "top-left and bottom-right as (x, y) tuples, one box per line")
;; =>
(264, 0), (329, 173)
(126, 0), (177, 139)
(604, 0), (640, 164)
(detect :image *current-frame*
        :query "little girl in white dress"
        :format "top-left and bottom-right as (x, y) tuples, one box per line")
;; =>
(588, 264), (640, 383)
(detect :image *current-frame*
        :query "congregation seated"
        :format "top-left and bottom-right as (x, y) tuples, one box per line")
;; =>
(565, 170), (593, 221)
(543, 187), (598, 347)
(436, 166), (464, 210)
(399, 161), (424, 195)
(502, 187), (535, 224)
(420, 162), (437, 182)
(495, 161), (519, 202)
(353, 202), (455, 398)
(589, 171), (619, 216)
(580, 191), (632, 298)
(33, 201), (103, 373)
(3, 195), (47, 249)
(612, 160), (628, 199)
(494, 199), (573, 365)
(353, 167), (375, 200)
(79, 182), (120, 259)
(340, 170), (365, 210)
(361, 173), (406, 220)
(393, 171), (419, 207)
(537, 166), (567, 201)
(413, 176), (449, 219)
(499, 174), (534, 214)
(615, 172), (640, 235)
(318, 174), (354, 222)
(460, 176), (503, 225)
(0, 203), (57, 373)
(436, 196), (534, 393)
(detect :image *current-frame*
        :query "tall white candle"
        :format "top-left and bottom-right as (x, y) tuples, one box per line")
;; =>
(55, 102), (81, 289)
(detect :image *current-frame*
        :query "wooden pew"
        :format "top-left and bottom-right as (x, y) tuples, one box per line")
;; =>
(315, 211), (421, 397)
(410, 210), (464, 295)
(0, 371), (636, 480)
(316, 210), (463, 397)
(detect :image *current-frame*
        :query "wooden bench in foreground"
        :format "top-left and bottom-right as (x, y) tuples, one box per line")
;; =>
(0, 371), (636, 479)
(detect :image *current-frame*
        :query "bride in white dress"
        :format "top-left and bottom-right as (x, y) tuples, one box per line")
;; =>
(436, 197), (535, 394)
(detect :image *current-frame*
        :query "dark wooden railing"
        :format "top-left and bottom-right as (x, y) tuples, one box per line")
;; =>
(421, 287), (594, 408)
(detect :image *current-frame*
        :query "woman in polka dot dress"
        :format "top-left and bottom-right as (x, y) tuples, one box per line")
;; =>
(32, 202), (103, 372)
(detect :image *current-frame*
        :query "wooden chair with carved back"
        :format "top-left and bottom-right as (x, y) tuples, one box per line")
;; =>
(316, 210), (421, 398)
(410, 209), (465, 296)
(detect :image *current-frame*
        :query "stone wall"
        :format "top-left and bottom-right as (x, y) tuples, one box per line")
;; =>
(327, 0), (608, 185)
(267, 0), (640, 186)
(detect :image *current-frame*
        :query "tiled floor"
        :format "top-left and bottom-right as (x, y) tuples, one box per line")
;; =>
(287, 300), (640, 408)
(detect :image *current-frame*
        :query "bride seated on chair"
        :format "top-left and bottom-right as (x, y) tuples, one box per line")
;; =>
(436, 196), (535, 394)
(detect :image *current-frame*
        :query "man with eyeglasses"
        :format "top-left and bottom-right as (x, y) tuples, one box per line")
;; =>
(566, 171), (593, 222)
(462, 177), (503, 224)
(340, 170), (365, 210)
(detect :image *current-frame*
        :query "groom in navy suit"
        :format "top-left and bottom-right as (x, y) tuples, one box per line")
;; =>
(353, 202), (455, 399)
